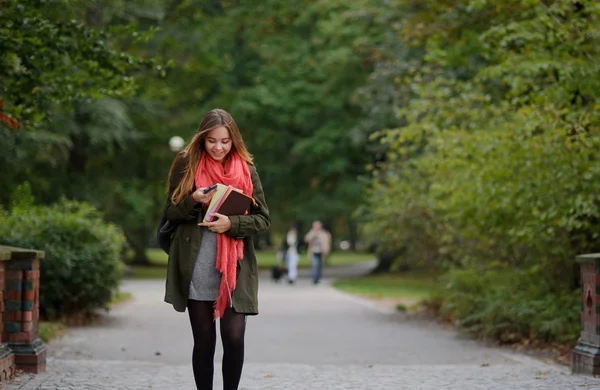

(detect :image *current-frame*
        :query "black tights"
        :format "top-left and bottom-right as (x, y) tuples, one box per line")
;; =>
(187, 300), (247, 390)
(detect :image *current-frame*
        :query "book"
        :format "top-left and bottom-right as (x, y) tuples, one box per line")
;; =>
(203, 183), (229, 219)
(202, 184), (254, 223)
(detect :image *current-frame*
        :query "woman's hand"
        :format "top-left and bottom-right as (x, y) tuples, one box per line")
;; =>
(199, 213), (232, 234)
(192, 187), (217, 204)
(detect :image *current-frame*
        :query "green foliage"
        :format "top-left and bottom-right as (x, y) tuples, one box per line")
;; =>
(10, 182), (35, 212)
(0, 0), (171, 262)
(0, 0), (161, 127)
(0, 199), (125, 319)
(181, 0), (384, 223)
(440, 267), (580, 344)
(2, 0), (389, 261)
(360, 0), (600, 345)
(3, 0), (594, 347)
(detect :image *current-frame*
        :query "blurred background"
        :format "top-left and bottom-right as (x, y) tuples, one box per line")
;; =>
(1, 0), (599, 351)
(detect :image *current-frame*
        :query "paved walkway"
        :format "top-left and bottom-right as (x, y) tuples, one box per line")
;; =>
(6, 262), (600, 389)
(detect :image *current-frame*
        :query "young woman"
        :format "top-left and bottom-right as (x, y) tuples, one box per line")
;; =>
(162, 108), (270, 390)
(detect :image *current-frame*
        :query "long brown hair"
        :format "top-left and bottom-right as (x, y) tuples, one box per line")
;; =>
(168, 108), (253, 204)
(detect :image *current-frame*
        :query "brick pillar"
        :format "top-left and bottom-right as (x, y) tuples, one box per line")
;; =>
(0, 247), (46, 374)
(572, 253), (600, 375)
(0, 251), (15, 381)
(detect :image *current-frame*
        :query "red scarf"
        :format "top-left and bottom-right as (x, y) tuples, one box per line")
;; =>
(195, 151), (253, 319)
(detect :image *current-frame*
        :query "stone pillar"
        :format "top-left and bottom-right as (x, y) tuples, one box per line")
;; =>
(0, 246), (46, 374)
(572, 253), (600, 375)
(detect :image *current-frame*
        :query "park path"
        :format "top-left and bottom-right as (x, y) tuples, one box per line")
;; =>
(5, 262), (600, 389)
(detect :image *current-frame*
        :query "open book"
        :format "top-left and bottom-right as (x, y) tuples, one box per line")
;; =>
(201, 184), (254, 223)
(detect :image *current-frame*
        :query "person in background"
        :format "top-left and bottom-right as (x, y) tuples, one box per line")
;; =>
(281, 226), (300, 284)
(304, 220), (331, 284)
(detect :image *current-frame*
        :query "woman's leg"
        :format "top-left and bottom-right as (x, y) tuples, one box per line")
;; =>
(220, 308), (247, 390)
(188, 300), (217, 390)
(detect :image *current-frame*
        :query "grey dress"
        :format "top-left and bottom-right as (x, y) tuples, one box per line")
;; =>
(188, 228), (222, 301)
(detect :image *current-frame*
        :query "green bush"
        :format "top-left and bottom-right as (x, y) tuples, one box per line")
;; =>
(440, 267), (580, 345)
(360, 2), (599, 347)
(0, 199), (125, 319)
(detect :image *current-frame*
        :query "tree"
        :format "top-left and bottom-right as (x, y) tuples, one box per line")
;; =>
(0, 0), (167, 264)
(186, 0), (390, 236)
(364, 0), (600, 279)
(0, 0), (159, 127)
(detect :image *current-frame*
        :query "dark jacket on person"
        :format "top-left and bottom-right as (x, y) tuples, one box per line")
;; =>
(163, 155), (270, 314)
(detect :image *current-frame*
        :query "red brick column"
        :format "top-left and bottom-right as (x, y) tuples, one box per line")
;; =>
(0, 246), (46, 374)
(0, 250), (15, 381)
(572, 253), (600, 375)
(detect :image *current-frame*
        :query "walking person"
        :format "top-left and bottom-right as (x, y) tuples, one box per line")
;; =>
(281, 226), (300, 284)
(304, 220), (331, 284)
(162, 108), (270, 390)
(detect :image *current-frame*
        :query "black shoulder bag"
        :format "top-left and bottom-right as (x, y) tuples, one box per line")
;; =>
(157, 207), (177, 254)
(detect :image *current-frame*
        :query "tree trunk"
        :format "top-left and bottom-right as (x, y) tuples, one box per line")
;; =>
(253, 235), (265, 250)
(347, 219), (358, 251)
(130, 248), (151, 266)
(128, 234), (151, 266)
(85, 3), (104, 27)
(370, 247), (405, 274)
(263, 230), (273, 248)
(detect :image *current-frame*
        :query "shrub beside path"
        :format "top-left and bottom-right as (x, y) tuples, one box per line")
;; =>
(6, 262), (600, 389)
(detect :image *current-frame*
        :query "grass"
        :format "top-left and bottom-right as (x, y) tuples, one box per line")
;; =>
(38, 321), (66, 343)
(110, 291), (132, 306)
(253, 249), (374, 269)
(129, 248), (374, 280)
(146, 248), (168, 266)
(333, 272), (441, 308)
(129, 266), (167, 280)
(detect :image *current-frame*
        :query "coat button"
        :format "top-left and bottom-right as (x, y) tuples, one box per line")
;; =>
(185, 237), (191, 243)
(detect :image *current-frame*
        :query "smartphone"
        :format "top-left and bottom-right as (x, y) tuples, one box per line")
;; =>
(202, 184), (218, 194)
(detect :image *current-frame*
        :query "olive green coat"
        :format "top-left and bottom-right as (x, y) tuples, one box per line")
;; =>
(163, 157), (270, 314)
